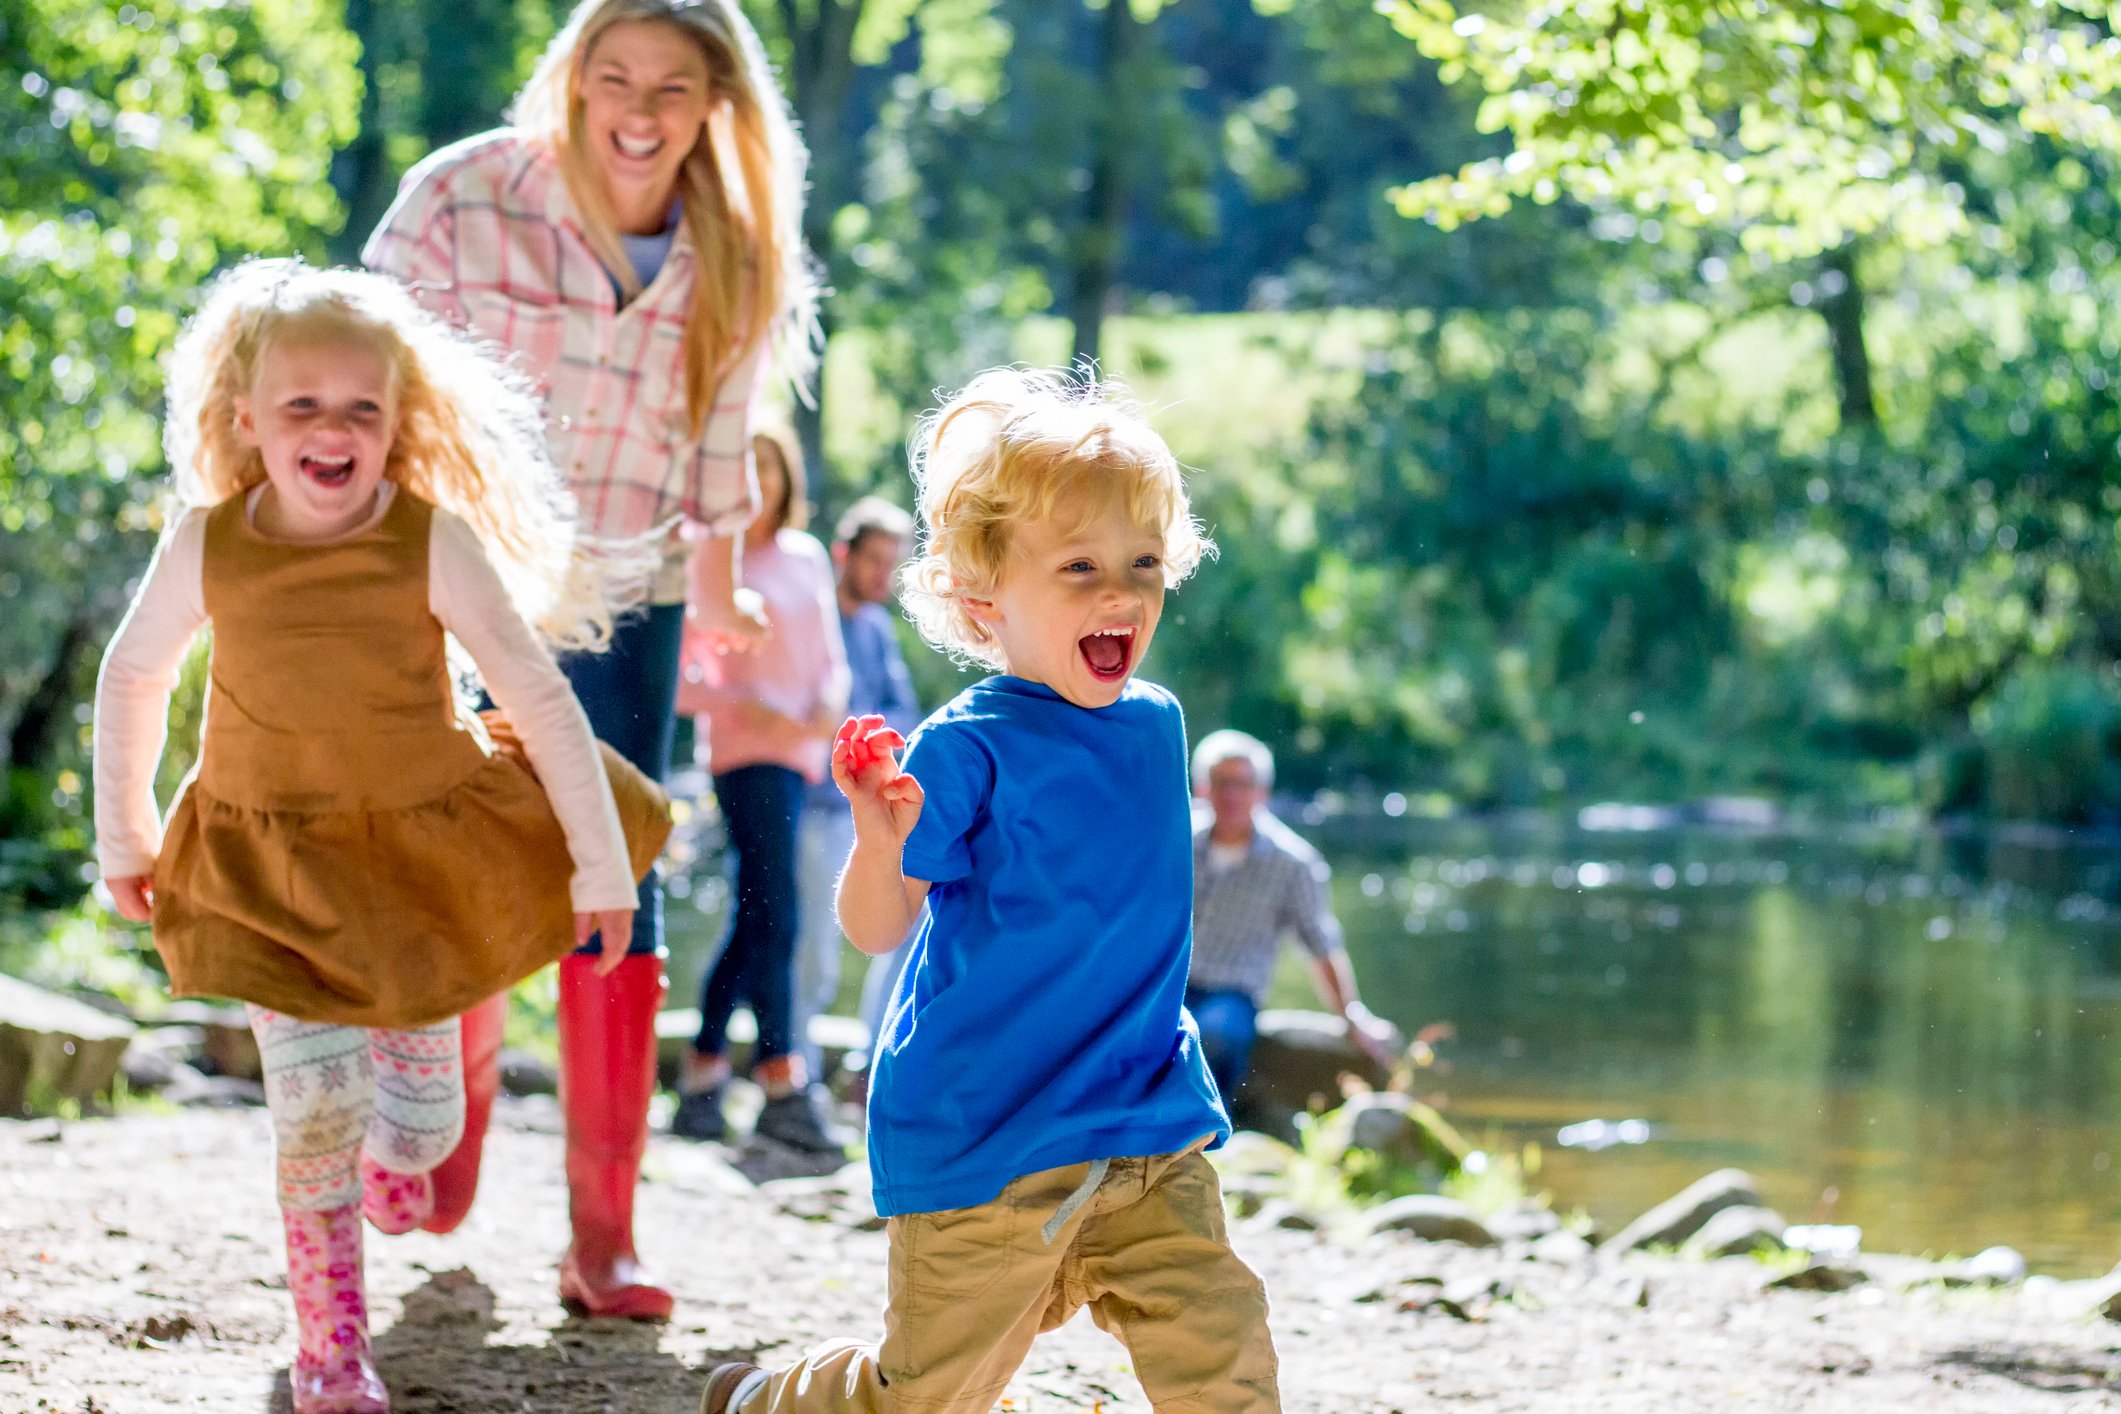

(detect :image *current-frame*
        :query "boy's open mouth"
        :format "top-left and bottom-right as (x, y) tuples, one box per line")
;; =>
(300, 453), (355, 489)
(1078, 625), (1135, 683)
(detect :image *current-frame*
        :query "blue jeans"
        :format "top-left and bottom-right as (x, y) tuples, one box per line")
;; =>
(695, 763), (805, 1065)
(559, 603), (683, 957)
(1185, 987), (1259, 1100)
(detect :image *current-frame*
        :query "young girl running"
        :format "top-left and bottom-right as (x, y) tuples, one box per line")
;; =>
(93, 260), (671, 1414)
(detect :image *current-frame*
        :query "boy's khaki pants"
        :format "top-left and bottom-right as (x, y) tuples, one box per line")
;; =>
(734, 1144), (1281, 1413)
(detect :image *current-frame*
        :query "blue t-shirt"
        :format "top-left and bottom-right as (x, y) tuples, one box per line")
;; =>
(865, 675), (1229, 1216)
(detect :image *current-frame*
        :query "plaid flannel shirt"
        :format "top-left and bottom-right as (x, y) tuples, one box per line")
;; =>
(1190, 809), (1346, 1002)
(362, 130), (763, 602)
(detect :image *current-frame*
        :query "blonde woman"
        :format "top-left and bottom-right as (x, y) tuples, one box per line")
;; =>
(363, 0), (816, 1321)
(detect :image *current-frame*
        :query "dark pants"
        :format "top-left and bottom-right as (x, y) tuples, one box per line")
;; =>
(1185, 987), (1260, 1100)
(560, 603), (684, 957)
(695, 763), (805, 1065)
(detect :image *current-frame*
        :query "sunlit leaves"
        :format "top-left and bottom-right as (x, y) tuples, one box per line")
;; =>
(0, 0), (358, 896)
(1379, 0), (2121, 262)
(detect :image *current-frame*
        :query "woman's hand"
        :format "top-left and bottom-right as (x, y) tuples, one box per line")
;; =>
(831, 714), (923, 844)
(106, 875), (154, 923)
(692, 586), (771, 656)
(575, 908), (637, 974)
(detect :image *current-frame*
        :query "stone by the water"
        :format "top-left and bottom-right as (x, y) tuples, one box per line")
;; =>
(1684, 1204), (1789, 1259)
(1360, 1193), (1497, 1247)
(1942, 1246), (2027, 1288)
(1769, 1263), (1868, 1293)
(1527, 1229), (1593, 1265)
(1604, 1167), (1764, 1253)
(1340, 1091), (1470, 1172)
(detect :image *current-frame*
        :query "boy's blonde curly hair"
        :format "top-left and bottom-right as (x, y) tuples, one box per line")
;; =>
(164, 258), (652, 653)
(901, 368), (1211, 670)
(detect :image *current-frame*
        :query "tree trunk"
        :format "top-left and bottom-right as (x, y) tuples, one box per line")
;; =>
(5, 612), (94, 774)
(778, 0), (865, 496)
(1819, 241), (1875, 429)
(327, 0), (393, 263)
(1066, 0), (1143, 369)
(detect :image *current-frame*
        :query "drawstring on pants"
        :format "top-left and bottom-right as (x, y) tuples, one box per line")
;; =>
(1040, 1157), (1110, 1244)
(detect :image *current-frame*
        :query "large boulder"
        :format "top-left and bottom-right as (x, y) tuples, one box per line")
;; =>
(1359, 1194), (1497, 1247)
(1603, 1168), (1764, 1253)
(1231, 1009), (1392, 1140)
(162, 1001), (261, 1081)
(0, 974), (136, 1114)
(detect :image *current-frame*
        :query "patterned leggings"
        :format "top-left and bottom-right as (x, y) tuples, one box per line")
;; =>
(246, 1006), (465, 1212)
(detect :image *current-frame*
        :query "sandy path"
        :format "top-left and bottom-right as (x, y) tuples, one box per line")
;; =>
(3, 1104), (2117, 1412)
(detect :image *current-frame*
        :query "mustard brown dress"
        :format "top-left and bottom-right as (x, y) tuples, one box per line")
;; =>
(102, 488), (670, 1029)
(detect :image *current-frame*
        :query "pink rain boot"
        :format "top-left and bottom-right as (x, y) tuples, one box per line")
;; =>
(359, 1154), (433, 1237)
(282, 1204), (390, 1414)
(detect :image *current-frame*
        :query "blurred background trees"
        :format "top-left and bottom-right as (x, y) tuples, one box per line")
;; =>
(8, 0), (2121, 936)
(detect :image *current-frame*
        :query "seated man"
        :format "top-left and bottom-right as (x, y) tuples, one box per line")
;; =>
(1188, 729), (1399, 1101)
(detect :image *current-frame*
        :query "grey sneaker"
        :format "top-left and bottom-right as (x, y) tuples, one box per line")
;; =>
(753, 1086), (848, 1154)
(670, 1081), (728, 1141)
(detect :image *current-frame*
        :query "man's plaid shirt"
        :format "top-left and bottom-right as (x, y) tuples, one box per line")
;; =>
(363, 130), (764, 602)
(1190, 809), (1346, 1002)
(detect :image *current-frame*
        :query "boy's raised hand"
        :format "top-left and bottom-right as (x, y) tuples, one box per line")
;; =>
(832, 714), (923, 842)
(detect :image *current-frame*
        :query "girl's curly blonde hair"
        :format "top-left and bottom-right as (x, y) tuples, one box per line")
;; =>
(164, 258), (650, 652)
(901, 368), (1212, 670)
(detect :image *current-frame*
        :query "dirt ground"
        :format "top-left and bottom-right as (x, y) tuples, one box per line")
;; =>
(4, 1102), (2120, 1413)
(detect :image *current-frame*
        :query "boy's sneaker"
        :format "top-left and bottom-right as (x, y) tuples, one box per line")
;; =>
(670, 1081), (729, 1142)
(754, 1085), (849, 1154)
(699, 1361), (763, 1414)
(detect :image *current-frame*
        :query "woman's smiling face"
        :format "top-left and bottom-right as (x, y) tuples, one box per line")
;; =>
(579, 20), (714, 223)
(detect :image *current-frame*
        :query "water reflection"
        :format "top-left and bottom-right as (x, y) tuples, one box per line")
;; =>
(1300, 816), (2121, 1276)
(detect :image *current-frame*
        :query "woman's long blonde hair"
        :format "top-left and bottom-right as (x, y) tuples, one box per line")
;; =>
(514, 0), (819, 430)
(165, 259), (649, 652)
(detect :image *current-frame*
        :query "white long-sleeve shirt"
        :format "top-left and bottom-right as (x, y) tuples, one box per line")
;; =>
(94, 484), (638, 912)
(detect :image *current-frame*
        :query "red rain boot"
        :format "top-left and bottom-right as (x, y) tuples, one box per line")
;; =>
(421, 991), (507, 1234)
(282, 1204), (389, 1413)
(556, 953), (674, 1321)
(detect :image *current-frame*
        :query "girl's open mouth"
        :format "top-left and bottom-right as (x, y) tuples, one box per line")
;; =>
(613, 132), (665, 161)
(301, 453), (355, 489)
(1078, 626), (1136, 683)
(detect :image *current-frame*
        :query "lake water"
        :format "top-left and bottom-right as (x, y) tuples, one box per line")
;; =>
(665, 790), (2121, 1277)
(1302, 813), (2121, 1277)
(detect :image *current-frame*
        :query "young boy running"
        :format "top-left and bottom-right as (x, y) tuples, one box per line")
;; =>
(701, 369), (1281, 1413)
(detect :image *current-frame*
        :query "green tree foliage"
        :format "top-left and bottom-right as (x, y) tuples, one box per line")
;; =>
(0, 0), (358, 908)
(1384, 0), (2121, 261)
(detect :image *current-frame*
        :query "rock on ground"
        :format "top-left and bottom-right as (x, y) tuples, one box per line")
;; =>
(4, 1109), (2120, 1413)
(1604, 1167), (1764, 1254)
